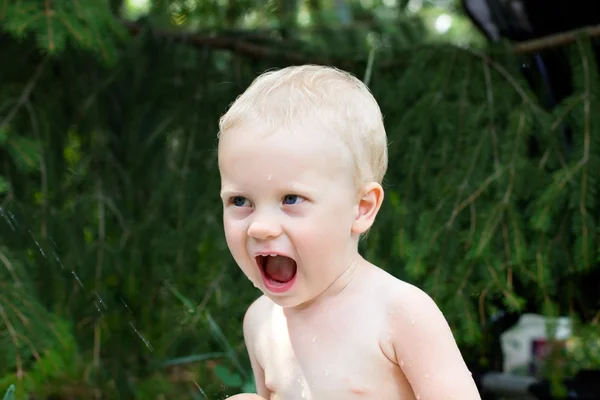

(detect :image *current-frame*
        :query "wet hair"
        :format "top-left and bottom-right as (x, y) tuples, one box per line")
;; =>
(218, 64), (388, 186)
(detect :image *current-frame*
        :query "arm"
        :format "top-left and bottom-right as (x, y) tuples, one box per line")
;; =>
(243, 297), (272, 399)
(389, 285), (481, 400)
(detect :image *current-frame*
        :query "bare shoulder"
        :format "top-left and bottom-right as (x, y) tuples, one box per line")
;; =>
(376, 271), (456, 349)
(243, 295), (273, 339)
(389, 277), (442, 318)
(363, 266), (429, 309)
(375, 269), (481, 399)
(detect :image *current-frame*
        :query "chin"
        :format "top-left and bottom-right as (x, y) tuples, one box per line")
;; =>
(263, 293), (308, 309)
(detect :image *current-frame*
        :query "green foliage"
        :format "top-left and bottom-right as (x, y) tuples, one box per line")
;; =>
(2, 385), (15, 400)
(367, 42), (600, 348)
(0, 0), (126, 63)
(1, 0), (599, 398)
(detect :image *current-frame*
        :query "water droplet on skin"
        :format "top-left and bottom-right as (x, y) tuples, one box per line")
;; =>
(400, 360), (405, 367)
(267, 174), (272, 181)
(311, 336), (316, 343)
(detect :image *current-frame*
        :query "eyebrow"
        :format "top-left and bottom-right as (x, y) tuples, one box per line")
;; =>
(284, 183), (317, 196)
(220, 183), (317, 199)
(220, 188), (240, 199)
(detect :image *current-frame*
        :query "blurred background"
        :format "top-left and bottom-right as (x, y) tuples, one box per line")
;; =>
(1, 0), (600, 399)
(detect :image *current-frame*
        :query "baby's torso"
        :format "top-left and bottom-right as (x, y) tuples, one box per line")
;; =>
(252, 268), (417, 400)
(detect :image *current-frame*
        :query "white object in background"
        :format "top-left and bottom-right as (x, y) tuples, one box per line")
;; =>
(500, 313), (572, 374)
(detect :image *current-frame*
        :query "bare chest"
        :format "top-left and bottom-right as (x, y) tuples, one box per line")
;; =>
(254, 307), (413, 400)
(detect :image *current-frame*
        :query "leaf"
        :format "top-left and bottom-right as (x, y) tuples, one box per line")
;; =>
(5, 136), (40, 172)
(2, 0), (126, 63)
(242, 380), (256, 393)
(214, 365), (243, 388)
(0, 175), (10, 194)
(2, 385), (15, 400)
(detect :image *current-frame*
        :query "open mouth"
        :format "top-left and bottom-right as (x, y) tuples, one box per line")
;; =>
(256, 254), (297, 293)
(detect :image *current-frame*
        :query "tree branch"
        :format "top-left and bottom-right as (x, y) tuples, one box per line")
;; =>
(123, 20), (600, 65)
(0, 57), (48, 132)
(122, 21), (342, 66)
(513, 24), (600, 54)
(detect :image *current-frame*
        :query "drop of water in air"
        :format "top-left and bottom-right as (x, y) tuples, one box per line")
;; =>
(29, 230), (46, 258)
(0, 207), (15, 231)
(129, 321), (154, 352)
(95, 292), (107, 310)
(193, 380), (208, 399)
(94, 301), (104, 316)
(71, 271), (84, 288)
(121, 298), (133, 314)
(53, 251), (65, 269)
(9, 211), (17, 227)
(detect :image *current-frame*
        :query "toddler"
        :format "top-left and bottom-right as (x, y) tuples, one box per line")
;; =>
(218, 65), (481, 400)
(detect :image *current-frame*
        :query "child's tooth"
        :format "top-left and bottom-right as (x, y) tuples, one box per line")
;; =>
(269, 254), (277, 257)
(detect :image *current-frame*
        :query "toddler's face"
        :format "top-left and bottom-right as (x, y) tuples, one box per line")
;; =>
(218, 123), (361, 308)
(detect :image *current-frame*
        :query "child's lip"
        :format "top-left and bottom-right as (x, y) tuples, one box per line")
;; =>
(262, 271), (297, 293)
(253, 251), (298, 294)
(253, 250), (293, 259)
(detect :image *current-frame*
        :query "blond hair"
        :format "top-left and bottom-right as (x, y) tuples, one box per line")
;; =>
(218, 64), (388, 186)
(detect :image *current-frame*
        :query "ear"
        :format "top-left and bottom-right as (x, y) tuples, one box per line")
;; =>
(351, 182), (384, 235)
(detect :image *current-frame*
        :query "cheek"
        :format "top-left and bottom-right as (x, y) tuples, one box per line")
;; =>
(223, 218), (246, 253)
(294, 205), (354, 251)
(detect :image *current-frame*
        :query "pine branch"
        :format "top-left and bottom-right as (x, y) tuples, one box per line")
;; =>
(122, 20), (600, 65)
(0, 57), (48, 133)
(121, 20), (348, 67)
(514, 24), (600, 54)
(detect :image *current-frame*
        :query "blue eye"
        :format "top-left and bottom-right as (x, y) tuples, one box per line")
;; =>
(231, 196), (250, 207)
(283, 195), (302, 205)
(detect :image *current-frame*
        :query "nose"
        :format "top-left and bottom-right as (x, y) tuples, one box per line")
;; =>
(247, 213), (282, 240)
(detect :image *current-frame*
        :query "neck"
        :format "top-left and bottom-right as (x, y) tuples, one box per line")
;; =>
(284, 254), (364, 315)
